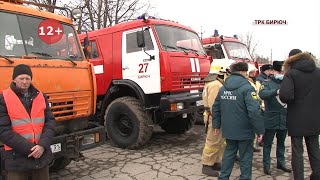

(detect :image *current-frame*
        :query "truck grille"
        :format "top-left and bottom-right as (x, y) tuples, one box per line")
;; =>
(171, 72), (206, 91)
(47, 91), (92, 121)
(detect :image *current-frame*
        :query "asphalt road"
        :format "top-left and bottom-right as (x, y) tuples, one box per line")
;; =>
(50, 125), (312, 180)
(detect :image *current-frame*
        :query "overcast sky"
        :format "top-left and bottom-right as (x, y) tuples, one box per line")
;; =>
(147, 0), (320, 61)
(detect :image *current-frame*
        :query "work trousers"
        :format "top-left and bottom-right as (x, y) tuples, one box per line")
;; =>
(291, 135), (320, 180)
(263, 129), (287, 169)
(7, 166), (49, 180)
(202, 117), (226, 166)
(219, 139), (253, 180)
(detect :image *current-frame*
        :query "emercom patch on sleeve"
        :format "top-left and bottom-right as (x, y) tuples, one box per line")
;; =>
(251, 92), (258, 100)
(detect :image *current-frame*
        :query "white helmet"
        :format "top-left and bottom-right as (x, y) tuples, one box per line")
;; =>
(209, 59), (236, 74)
(247, 63), (258, 73)
(209, 59), (224, 75)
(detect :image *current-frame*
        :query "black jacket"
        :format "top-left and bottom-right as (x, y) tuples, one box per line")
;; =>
(280, 52), (320, 136)
(0, 83), (56, 170)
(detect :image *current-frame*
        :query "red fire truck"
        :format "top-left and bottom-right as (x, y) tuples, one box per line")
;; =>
(202, 30), (258, 68)
(78, 14), (210, 149)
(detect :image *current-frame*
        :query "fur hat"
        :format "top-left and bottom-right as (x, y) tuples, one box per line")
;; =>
(261, 64), (273, 72)
(272, 61), (284, 72)
(12, 64), (32, 80)
(289, 49), (302, 57)
(230, 62), (248, 72)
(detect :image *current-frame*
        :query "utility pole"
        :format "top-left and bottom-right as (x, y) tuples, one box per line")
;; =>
(270, 48), (273, 64)
(199, 26), (205, 40)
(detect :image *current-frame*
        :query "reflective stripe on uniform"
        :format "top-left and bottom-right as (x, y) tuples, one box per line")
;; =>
(21, 133), (33, 139)
(35, 133), (42, 139)
(33, 117), (45, 124)
(204, 145), (219, 154)
(11, 118), (31, 126)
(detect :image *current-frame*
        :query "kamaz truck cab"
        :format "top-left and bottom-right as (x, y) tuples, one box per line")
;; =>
(202, 30), (257, 69)
(78, 14), (211, 149)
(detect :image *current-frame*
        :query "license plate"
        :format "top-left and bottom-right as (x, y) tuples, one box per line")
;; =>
(196, 100), (203, 106)
(50, 143), (61, 153)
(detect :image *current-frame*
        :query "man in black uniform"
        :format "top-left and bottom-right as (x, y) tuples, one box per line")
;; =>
(259, 61), (291, 175)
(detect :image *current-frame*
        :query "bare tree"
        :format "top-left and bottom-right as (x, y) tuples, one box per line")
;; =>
(67, 0), (152, 33)
(28, 0), (153, 33)
(255, 54), (270, 64)
(28, 0), (58, 13)
(239, 32), (259, 59)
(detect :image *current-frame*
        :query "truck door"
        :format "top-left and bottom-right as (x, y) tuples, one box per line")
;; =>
(122, 27), (160, 94)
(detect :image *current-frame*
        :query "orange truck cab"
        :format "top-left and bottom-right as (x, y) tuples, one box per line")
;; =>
(0, 0), (105, 171)
(78, 14), (211, 149)
(202, 30), (258, 71)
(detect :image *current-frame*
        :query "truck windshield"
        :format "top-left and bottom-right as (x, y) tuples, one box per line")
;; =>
(154, 25), (205, 55)
(0, 11), (82, 60)
(224, 42), (252, 61)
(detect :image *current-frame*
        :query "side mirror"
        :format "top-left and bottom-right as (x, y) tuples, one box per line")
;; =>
(137, 31), (145, 48)
(83, 37), (89, 48)
(83, 37), (91, 59)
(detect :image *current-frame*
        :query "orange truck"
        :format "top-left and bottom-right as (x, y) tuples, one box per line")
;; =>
(0, 0), (105, 171)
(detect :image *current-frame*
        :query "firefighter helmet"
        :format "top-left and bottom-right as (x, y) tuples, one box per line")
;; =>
(209, 59), (235, 74)
(247, 63), (258, 73)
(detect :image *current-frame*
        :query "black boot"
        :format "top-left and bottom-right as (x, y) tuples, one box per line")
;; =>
(310, 173), (320, 180)
(277, 164), (292, 173)
(202, 165), (220, 177)
(264, 167), (271, 175)
(235, 155), (240, 162)
(212, 163), (221, 171)
(253, 146), (261, 153)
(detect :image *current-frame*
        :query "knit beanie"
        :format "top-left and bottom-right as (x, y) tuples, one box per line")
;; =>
(12, 64), (33, 80)
(289, 49), (302, 57)
(230, 62), (248, 72)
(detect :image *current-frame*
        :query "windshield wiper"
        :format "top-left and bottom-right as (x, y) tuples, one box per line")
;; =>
(0, 54), (14, 64)
(232, 56), (251, 61)
(175, 46), (189, 55)
(187, 48), (199, 56)
(65, 57), (77, 66)
(31, 52), (52, 57)
(162, 45), (178, 50)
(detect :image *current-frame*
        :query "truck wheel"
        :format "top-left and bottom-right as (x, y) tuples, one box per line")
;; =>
(193, 109), (204, 125)
(104, 97), (153, 149)
(49, 157), (71, 172)
(161, 115), (193, 134)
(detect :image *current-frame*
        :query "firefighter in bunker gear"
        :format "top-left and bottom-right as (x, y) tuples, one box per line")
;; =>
(201, 59), (234, 177)
(247, 64), (262, 153)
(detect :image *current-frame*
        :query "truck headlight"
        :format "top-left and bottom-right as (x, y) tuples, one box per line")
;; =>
(170, 103), (184, 111)
(81, 134), (95, 146)
(177, 102), (184, 110)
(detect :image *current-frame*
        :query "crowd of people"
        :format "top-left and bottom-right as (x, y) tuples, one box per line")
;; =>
(201, 49), (320, 180)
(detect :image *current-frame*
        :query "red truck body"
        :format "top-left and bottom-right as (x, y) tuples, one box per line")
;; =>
(78, 16), (210, 149)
